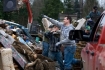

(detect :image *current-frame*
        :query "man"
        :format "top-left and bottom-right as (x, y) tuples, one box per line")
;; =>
(42, 25), (54, 57)
(85, 16), (94, 29)
(45, 25), (64, 70)
(43, 15), (79, 70)
(83, 25), (91, 35)
(88, 6), (101, 23)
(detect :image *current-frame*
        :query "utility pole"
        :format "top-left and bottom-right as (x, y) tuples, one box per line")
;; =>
(79, 0), (83, 18)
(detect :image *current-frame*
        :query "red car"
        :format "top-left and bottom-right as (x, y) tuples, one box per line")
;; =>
(69, 11), (105, 70)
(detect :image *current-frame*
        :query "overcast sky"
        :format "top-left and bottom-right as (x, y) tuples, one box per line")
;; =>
(61, 0), (105, 8)
(99, 0), (105, 6)
(61, 0), (105, 4)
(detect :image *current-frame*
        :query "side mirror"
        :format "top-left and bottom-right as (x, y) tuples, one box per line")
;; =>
(69, 30), (90, 42)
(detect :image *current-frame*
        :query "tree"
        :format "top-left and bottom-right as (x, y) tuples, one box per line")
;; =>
(0, 0), (5, 19)
(63, 0), (74, 14)
(30, 0), (64, 30)
(32, 0), (44, 20)
(74, 0), (80, 18)
(42, 0), (64, 19)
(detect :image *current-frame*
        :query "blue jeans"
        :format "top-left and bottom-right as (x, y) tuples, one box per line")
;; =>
(42, 41), (49, 57)
(48, 51), (64, 70)
(64, 46), (78, 70)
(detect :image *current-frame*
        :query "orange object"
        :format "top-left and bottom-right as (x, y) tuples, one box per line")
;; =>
(23, 0), (33, 24)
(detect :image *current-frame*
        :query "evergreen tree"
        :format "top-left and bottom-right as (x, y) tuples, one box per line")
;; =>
(0, 0), (3, 19)
(42, 0), (64, 19)
(74, 0), (80, 18)
(64, 0), (74, 14)
(32, 0), (44, 20)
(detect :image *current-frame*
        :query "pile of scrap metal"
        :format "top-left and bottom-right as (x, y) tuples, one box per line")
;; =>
(0, 19), (55, 70)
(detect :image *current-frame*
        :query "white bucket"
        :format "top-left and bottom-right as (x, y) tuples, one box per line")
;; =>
(0, 48), (15, 70)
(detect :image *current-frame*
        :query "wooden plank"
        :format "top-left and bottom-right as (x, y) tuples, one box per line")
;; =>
(75, 18), (86, 30)
(0, 34), (27, 69)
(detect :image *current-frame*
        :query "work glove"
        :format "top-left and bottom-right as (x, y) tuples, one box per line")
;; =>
(55, 42), (61, 47)
(56, 42), (62, 50)
(42, 14), (49, 18)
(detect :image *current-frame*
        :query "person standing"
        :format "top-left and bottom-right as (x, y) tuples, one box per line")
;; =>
(43, 15), (79, 70)
(45, 25), (64, 70)
(88, 6), (101, 23)
(42, 35), (49, 57)
(42, 25), (54, 57)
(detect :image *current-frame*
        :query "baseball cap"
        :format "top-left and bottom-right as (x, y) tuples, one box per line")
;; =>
(93, 6), (98, 10)
(85, 26), (90, 30)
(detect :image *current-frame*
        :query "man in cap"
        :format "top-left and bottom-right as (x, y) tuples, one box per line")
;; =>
(88, 6), (101, 23)
(43, 15), (80, 70)
(45, 25), (64, 70)
(83, 25), (91, 35)
(42, 25), (54, 57)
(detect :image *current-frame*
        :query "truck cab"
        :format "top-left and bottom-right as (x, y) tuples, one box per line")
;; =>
(69, 11), (105, 70)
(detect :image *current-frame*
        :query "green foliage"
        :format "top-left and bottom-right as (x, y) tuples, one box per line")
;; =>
(74, 0), (80, 13)
(42, 0), (64, 19)
(36, 0), (64, 30)
(0, 0), (4, 19)
(74, 0), (80, 18)
(64, 0), (74, 14)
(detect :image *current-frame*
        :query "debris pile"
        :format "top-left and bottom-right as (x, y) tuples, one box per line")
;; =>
(0, 19), (55, 70)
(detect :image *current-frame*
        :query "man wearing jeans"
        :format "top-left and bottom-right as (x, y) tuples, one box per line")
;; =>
(42, 25), (54, 57)
(43, 15), (79, 70)
(45, 25), (64, 70)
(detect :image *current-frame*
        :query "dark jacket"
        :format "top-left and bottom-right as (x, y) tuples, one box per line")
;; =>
(86, 19), (94, 29)
(45, 31), (60, 52)
(88, 11), (101, 23)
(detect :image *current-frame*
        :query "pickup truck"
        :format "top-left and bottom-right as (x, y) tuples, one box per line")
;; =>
(69, 11), (105, 70)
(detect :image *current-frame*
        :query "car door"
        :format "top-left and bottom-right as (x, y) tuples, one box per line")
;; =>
(81, 13), (105, 70)
(88, 13), (105, 70)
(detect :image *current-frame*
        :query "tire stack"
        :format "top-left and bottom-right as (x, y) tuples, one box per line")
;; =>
(73, 41), (86, 70)
(75, 41), (86, 59)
